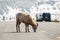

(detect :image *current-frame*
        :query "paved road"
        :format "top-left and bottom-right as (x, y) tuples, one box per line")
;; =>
(0, 21), (60, 40)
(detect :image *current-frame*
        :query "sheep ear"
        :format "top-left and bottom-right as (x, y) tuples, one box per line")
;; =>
(37, 23), (38, 26)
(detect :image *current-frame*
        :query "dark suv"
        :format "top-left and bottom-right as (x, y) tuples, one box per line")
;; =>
(42, 13), (51, 22)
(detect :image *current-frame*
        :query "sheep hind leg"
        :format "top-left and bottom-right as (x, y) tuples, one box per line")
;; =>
(16, 23), (19, 32)
(25, 24), (30, 32)
(18, 23), (21, 32)
(27, 26), (30, 32)
(25, 24), (28, 32)
(16, 22), (21, 32)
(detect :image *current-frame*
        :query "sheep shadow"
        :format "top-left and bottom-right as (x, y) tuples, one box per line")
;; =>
(3, 32), (35, 33)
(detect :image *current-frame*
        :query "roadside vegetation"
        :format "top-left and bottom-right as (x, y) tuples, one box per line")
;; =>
(51, 19), (59, 23)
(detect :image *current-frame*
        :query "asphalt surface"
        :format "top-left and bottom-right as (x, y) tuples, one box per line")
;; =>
(0, 21), (60, 40)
